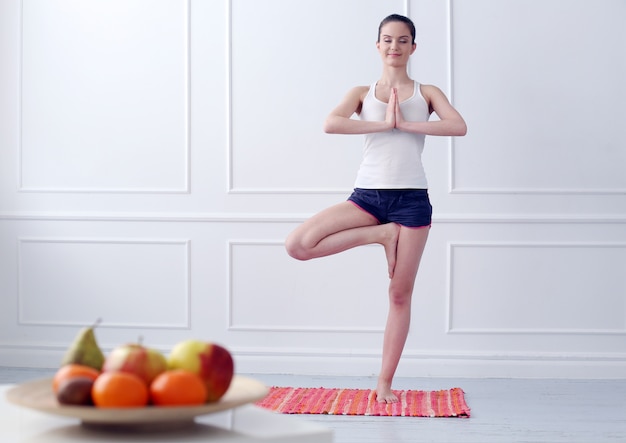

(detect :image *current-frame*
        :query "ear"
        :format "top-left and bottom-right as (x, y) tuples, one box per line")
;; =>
(410, 43), (417, 54)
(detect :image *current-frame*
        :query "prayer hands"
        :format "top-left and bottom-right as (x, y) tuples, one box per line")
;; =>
(385, 88), (405, 131)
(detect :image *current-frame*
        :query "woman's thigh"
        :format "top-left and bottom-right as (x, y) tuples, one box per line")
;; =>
(289, 201), (379, 247)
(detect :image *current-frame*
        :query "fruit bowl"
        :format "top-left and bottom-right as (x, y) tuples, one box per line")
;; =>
(6, 375), (269, 429)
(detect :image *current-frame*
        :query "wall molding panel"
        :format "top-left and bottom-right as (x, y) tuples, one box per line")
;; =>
(18, 0), (191, 194)
(227, 240), (387, 333)
(226, 0), (407, 195)
(446, 241), (626, 335)
(447, 0), (626, 195)
(17, 237), (191, 329)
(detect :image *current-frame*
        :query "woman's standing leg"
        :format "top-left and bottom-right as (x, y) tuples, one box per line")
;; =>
(376, 225), (430, 403)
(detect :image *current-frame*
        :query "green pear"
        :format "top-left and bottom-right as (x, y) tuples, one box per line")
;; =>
(61, 319), (105, 370)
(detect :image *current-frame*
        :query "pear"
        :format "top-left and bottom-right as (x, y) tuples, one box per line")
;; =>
(61, 319), (105, 370)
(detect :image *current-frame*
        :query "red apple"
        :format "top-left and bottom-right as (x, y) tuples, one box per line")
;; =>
(167, 340), (234, 402)
(102, 343), (167, 385)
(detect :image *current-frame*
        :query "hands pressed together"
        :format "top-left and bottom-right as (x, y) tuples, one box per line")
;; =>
(384, 87), (405, 131)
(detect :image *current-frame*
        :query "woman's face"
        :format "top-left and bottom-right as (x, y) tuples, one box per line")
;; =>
(376, 21), (416, 67)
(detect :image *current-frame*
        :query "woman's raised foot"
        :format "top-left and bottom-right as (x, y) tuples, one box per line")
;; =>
(382, 223), (400, 278)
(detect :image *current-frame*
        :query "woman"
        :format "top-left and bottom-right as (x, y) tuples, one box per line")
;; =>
(285, 14), (467, 403)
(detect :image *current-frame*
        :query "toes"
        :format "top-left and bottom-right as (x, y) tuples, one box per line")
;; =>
(375, 391), (399, 403)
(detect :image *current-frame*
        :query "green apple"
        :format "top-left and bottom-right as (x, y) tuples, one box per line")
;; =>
(168, 340), (234, 402)
(102, 343), (167, 385)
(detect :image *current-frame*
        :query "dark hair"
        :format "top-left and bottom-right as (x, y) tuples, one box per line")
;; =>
(378, 14), (416, 44)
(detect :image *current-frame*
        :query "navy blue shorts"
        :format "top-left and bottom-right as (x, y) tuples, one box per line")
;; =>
(347, 188), (432, 228)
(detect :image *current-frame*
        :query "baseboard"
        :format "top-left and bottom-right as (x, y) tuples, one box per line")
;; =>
(2, 346), (625, 379)
(233, 348), (626, 380)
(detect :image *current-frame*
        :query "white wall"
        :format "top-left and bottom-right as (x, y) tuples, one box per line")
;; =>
(1, 0), (625, 378)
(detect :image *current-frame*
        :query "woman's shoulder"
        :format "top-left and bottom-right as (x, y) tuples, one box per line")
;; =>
(337, 85), (371, 109)
(349, 85), (372, 103)
(418, 83), (445, 98)
(348, 85), (371, 100)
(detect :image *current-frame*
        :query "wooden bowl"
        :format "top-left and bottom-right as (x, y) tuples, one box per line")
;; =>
(6, 375), (269, 429)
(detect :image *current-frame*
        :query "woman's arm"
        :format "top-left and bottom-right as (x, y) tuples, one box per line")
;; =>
(395, 84), (467, 136)
(323, 86), (395, 134)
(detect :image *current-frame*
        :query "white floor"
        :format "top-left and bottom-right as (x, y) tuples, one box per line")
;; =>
(2, 368), (625, 442)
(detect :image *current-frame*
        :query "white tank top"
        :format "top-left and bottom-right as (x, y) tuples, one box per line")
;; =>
(355, 81), (430, 189)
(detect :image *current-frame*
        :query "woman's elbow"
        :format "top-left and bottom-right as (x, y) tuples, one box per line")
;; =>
(454, 121), (467, 136)
(324, 115), (345, 134)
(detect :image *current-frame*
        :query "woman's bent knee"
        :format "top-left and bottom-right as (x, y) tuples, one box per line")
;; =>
(285, 234), (311, 261)
(285, 243), (304, 260)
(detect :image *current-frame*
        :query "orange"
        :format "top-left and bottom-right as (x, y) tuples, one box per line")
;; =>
(149, 369), (208, 406)
(52, 364), (100, 393)
(92, 371), (149, 408)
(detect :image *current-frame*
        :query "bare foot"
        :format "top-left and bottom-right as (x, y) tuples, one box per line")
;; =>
(382, 223), (400, 278)
(376, 380), (399, 403)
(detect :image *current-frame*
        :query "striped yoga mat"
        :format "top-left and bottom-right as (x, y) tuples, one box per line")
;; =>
(256, 387), (470, 418)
